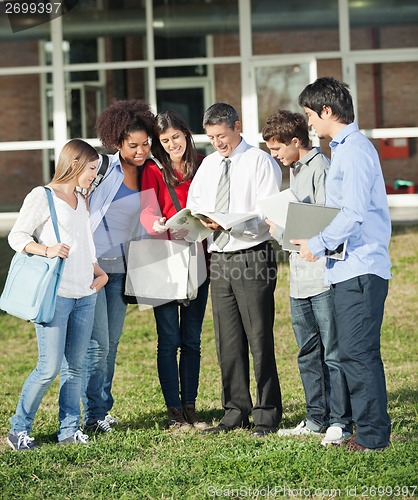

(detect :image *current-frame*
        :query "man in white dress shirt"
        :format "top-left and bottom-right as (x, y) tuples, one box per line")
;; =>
(187, 102), (283, 437)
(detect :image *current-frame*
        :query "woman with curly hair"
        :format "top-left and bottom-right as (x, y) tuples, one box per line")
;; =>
(140, 110), (209, 431)
(82, 99), (156, 433)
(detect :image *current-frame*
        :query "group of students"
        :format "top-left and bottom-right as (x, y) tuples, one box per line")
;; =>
(6, 76), (392, 454)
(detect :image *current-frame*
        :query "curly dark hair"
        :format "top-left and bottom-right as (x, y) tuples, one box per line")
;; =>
(96, 99), (156, 152)
(151, 110), (198, 188)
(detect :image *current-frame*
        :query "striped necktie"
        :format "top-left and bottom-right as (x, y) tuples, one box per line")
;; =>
(213, 158), (231, 249)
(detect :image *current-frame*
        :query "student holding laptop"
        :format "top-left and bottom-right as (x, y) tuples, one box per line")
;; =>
(262, 109), (352, 445)
(294, 77), (392, 452)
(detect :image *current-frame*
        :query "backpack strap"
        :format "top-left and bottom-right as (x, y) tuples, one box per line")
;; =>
(90, 153), (110, 193)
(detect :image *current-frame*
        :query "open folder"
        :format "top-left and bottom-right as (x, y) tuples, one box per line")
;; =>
(165, 208), (257, 242)
(282, 202), (346, 260)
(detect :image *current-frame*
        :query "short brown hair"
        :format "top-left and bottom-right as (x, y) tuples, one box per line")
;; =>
(262, 109), (310, 148)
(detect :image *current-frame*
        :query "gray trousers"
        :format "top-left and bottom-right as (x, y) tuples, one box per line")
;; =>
(209, 242), (282, 429)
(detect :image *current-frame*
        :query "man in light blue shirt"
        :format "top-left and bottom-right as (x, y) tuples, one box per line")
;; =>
(293, 77), (392, 452)
(262, 109), (352, 446)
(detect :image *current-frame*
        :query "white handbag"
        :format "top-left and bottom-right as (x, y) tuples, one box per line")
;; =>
(125, 157), (206, 307)
(124, 238), (205, 306)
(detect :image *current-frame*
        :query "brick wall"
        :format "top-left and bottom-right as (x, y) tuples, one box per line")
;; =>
(1, 31), (417, 210)
(0, 40), (44, 208)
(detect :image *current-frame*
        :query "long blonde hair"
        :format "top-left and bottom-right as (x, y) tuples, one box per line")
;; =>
(52, 139), (99, 185)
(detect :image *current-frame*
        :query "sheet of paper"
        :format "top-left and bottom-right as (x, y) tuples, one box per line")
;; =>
(258, 188), (299, 228)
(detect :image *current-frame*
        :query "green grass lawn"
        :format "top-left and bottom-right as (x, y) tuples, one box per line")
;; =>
(0, 227), (417, 499)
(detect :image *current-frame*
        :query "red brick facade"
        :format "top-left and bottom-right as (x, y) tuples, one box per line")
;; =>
(1, 28), (417, 209)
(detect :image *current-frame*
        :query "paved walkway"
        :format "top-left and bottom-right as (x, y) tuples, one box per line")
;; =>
(389, 207), (418, 225)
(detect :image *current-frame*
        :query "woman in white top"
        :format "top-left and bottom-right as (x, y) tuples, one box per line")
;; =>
(6, 139), (108, 450)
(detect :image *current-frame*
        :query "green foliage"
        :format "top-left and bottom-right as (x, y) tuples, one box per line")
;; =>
(0, 228), (417, 499)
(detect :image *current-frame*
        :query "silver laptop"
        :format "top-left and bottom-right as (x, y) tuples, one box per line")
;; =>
(282, 202), (346, 260)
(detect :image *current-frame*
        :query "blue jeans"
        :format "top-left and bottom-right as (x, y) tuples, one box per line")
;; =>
(290, 289), (351, 432)
(332, 274), (390, 449)
(10, 294), (97, 442)
(154, 279), (209, 408)
(82, 264), (127, 424)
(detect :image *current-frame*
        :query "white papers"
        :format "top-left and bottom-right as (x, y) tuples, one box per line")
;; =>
(165, 208), (258, 242)
(282, 202), (346, 260)
(165, 208), (212, 242)
(193, 211), (257, 229)
(258, 188), (299, 229)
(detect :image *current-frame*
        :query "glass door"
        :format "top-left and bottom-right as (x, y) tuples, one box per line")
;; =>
(250, 58), (317, 143)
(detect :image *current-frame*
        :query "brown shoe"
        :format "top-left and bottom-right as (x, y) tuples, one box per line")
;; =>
(337, 435), (387, 452)
(182, 404), (209, 430)
(167, 406), (192, 431)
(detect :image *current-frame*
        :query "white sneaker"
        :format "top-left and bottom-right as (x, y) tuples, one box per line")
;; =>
(60, 429), (90, 445)
(277, 421), (321, 436)
(321, 426), (352, 446)
(104, 414), (118, 426)
(7, 431), (38, 451)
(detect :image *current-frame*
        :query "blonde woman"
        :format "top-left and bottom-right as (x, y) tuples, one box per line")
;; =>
(7, 139), (108, 450)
